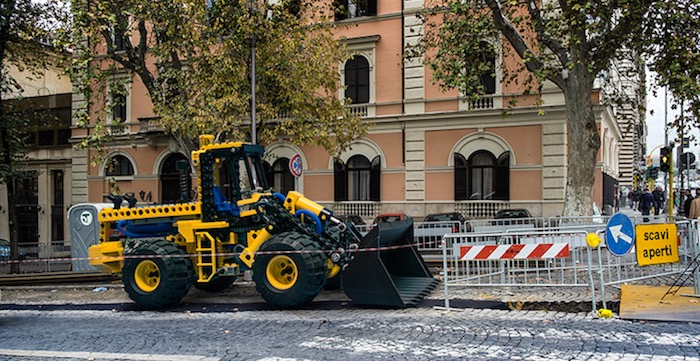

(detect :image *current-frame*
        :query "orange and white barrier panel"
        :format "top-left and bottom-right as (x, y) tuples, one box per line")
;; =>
(458, 243), (570, 261)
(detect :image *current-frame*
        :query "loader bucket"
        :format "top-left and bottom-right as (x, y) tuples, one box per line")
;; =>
(342, 219), (439, 307)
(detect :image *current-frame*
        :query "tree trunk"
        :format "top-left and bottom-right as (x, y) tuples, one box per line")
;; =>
(0, 103), (21, 274)
(561, 67), (601, 217)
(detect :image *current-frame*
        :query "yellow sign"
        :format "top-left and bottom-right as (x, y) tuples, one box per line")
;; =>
(635, 224), (679, 266)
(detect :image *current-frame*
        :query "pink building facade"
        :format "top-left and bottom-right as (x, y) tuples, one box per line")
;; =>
(70, 0), (625, 223)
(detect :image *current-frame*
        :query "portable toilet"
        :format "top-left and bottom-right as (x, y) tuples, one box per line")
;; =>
(68, 203), (113, 272)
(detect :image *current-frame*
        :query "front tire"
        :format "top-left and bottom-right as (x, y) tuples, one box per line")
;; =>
(253, 232), (327, 308)
(122, 238), (194, 309)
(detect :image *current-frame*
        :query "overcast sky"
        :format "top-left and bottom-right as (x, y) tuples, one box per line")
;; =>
(644, 72), (698, 161)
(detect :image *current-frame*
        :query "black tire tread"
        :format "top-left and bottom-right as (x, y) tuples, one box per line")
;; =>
(253, 232), (327, 308)
(122, 238), (194, 309)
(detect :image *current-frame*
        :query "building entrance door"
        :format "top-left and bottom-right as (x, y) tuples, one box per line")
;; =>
(160, 153), (191, 204)
(14, 173), (39, 257)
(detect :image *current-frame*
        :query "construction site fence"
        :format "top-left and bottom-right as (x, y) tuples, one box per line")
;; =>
(439, 218), (700, 313)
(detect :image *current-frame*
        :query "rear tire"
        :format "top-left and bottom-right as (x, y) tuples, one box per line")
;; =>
(122, 238), (194, 309)
(195, 275), (237, 292)
(253, 232), (327, 308)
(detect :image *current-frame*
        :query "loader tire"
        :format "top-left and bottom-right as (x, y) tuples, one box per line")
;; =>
(195, 275), (237, 292)
(122, 238), (194, 309)
(253, 232), (327, 308)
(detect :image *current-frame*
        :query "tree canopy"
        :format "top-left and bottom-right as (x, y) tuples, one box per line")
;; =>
(409, 0), (700, 216)
(67, 0), (368, 161)
(1, 0), (69, 273)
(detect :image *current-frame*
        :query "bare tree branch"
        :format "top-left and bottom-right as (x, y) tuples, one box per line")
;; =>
(483, 0), (565, 88)
(526, 0), (568, 66)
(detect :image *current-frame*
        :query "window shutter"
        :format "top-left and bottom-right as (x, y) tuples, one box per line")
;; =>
(495, 152), (510, 200)
(334, 0), (348, 21)
(334, 160), (348, 201)
(367, 0), (377, 16)
(454, 154), (468, 200)
(370, 156), (381, 201)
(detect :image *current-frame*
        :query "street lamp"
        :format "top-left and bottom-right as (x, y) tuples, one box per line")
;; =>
(206, 0), (259, 145)
(248, 0), (257, 145)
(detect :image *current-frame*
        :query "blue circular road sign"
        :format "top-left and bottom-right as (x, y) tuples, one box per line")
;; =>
(605, 213), (635, 256)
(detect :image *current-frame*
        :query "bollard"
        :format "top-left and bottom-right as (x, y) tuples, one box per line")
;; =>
(586, 232), (603, 315)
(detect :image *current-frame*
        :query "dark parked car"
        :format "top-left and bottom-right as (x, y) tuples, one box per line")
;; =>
(494, 209), (532, 219)
(335, 214), (366, 226)
(0, 238), (27, 261)
(373, 213), (411, 224)
(420, 212), (470, 232)
(492, 208), (538, 227)
(415, 212), (470, 247)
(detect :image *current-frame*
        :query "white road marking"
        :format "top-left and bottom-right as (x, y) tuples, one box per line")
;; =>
(0, 348), (219, 361)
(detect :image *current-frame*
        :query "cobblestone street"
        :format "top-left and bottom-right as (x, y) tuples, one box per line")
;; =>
(0, 303), (699, 360)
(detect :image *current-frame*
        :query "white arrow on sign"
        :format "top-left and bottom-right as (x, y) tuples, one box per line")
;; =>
(609, 225), (632, 244)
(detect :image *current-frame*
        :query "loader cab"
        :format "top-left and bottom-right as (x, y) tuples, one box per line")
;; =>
(198, 143), (270, 220)
(216, 145), (269, 203)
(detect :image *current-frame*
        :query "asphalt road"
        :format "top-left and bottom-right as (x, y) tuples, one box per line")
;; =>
(0, 306), (698, 360)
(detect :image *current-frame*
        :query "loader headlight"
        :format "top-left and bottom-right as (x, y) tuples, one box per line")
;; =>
(330, 252), (341, 263)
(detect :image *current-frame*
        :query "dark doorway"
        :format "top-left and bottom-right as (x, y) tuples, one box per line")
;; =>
(14, 173), (39, 255)
(160, 153), (191, 204)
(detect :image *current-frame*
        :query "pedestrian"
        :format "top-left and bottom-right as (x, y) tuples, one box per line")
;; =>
(626, 189), (633, 208)
(632, 188), (641, 211)
(683, 189), (694, 218)
(639, 188), (654, 222)
(690, 189), (700, 219)
(652, 186), (664, 216)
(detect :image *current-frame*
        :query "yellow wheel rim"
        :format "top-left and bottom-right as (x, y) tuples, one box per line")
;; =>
(134, 260), (160, 293)
(327, 259), (341, 279)
(266, 255), (298, 291)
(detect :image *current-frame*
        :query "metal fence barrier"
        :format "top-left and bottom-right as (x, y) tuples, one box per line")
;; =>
(439, 219), (700, 314)
(439, 229), (595, 310)
(0, 241), (72, 273)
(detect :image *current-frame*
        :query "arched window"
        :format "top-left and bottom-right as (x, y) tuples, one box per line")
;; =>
(105, 154), (134, 177)
(334, 155), (380, 201)
(454, 151), (510, 200)
(160, 153), (191, 204)
(264, 158), (295, 194)
(344, 55), (370, 104)
(469, 151), (496, 200)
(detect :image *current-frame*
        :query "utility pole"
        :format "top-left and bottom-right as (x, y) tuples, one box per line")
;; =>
(664, 88), (668, 193)
(678, 99), (684, 216)
(248, 0), (257, 145)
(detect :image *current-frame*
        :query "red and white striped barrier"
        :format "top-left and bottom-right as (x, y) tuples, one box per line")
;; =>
(459, 243), (570, 261)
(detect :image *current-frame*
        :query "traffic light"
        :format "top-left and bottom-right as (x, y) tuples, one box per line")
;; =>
(650, 166), (659, 179)
(660, 147), (671, 172)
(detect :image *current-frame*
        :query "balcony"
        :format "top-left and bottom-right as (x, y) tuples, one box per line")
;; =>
(138, 117), (165, 133)
(468, 94), (496, 110)
(107, 123), (128, 136)
(333, 201), (382, 219)
(331, 200), (510, 220)
(345, 101), (381, 117)
(455, 200), (510, 218)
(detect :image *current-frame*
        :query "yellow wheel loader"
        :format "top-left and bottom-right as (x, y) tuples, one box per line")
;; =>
(88, 135), (437, 309)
